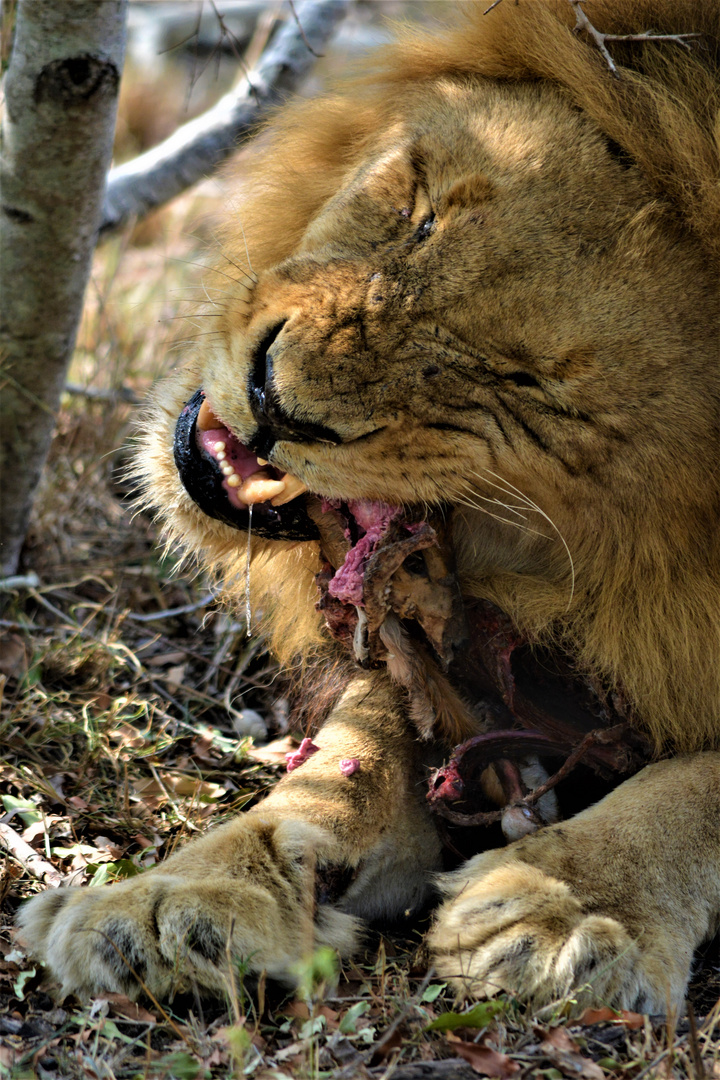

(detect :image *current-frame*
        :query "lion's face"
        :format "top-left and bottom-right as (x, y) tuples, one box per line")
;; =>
(161, 75), (716, 607)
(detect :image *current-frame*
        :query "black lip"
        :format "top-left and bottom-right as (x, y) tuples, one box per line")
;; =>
(173, 390), (319, 541)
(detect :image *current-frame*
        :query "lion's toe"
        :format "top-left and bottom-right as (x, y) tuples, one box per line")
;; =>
(19, 880), (177, 1000)
(429, 862), (653, 1010)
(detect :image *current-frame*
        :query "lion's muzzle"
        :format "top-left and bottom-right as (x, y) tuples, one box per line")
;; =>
(172, 389), (319, 540)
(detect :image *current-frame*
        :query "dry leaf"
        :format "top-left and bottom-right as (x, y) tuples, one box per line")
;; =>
(164, 664), (186, 691)
(245, 735), (299, 766)
(132, 774), (225, 801)
(0, 1046), (17, 1069)
(447, 1038), (520, 1077)
(22, 816), (60, 844)
(147, 651), (187, 666)
(109, 723), (145, 749)
(285, 1000), (339, 1027)
(101, 992), (156, 1023)
(93, 836), (124, 859)
(0, 635), (28, 679)
(539, 1026), (605, 1080)
(577, 1007), (644, 1029)
(367, 1028), (403, 1065)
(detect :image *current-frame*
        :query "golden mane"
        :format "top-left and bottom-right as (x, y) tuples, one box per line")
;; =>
(141, 0), (720, 754)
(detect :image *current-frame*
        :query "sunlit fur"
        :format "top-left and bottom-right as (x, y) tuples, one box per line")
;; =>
(137, 0), (720, 754)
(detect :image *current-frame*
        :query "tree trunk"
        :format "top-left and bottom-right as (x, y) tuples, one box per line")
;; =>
(0, 0), (127, 576)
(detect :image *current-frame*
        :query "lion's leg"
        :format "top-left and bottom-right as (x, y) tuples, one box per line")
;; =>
(430, 753), (720, 1012)
(18, 673), (441, 1001)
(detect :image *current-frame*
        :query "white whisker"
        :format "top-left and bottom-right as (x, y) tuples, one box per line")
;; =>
(453, 494), (544, 537)
(472, 469), (576, 610)
(452, 477), (530, 521)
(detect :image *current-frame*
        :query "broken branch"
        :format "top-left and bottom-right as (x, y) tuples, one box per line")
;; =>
(0, 822), (64, 887)
(484, 0), (699, 77)
(569, 0), (698, 77)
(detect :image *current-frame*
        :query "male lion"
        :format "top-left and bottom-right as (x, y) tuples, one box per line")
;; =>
(19, 0), (720, 1013)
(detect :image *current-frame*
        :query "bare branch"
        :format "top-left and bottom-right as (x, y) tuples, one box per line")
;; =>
(0, 822), (64, 887)
(289, 0), (325, 58)
(100, 0), (349, 235)
(485, 0), (699, 77)
(570, 0), (699, 77)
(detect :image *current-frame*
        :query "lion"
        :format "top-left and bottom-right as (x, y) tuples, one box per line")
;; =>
(18, 0), (720, 1013)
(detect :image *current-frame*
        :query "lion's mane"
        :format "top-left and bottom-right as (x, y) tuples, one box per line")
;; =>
(140, 0), (720, 752)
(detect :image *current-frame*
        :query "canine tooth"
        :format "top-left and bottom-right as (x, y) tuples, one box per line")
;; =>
(213, 441), (226, 452)
(227, 474), (241, 488)
(271, 474), (308, 506)
(239, 473), (287, 504)
(197, 398), (222, 431)
(256, 457), (269, 467)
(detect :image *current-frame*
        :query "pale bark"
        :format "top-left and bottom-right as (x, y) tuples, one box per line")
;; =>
(0, 822), (64, 887)
(0, 0), (127, 576)
(101, 0), (348, 234)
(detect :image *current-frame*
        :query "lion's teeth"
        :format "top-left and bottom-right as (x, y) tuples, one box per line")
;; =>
(271, 474), (308, 506)
(237, 471), (309, 506)
(239, 473), (288, 504)
(256, 457), (269, 467)
(197, 398), (222, 431)
(227, 474), (241, 488)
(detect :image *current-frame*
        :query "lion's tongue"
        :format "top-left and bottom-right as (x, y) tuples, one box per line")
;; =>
(327, 501), (400, 607)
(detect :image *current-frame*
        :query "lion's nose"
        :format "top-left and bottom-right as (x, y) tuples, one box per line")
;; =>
(248, 320), (288, 429)
(247, 321), (343, 450)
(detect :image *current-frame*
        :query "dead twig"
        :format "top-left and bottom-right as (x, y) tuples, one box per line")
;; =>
(0, 572), (40, 592)
(569, 0), (699, 77)
(63, 382), (142, 405)
(485, 0), (699, 77)
(127, 593), (217, 623)
(289, 0), (324, 58)
(0, 822), (64, 887)
(101, 0), (348, 234)
(686, 1000), (706, 1080)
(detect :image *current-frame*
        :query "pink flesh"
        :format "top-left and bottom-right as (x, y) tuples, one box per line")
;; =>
(327, 500), (399, 607)
(339, 757), (360, 776)
(285, 737), (320, 772)
(198, 416), (409, 602)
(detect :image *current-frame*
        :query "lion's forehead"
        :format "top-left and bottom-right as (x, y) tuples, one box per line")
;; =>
(347, 85), (616, 195)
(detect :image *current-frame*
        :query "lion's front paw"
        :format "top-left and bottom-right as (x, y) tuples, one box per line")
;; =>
(18, 816), (359, 1000)
(429, 860), (666, 1013)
